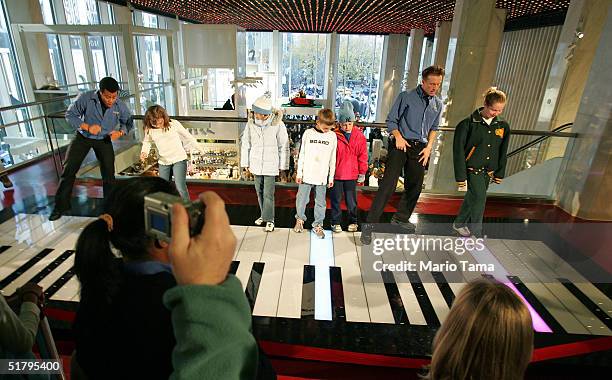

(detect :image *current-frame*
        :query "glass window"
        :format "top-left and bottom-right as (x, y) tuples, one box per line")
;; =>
(336, 34), (384, 122)
(0, 2), (35, 159)
(281, 33), (327, 99)
(63, 0), (101, 25)
(246, 31), (273, 74)
(135, 35), (163, 83)
(39, 1), (67, 86)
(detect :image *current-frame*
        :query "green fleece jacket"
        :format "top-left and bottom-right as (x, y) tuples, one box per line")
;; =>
(453, 108), (511, 182)
(163, 275), (258, 380)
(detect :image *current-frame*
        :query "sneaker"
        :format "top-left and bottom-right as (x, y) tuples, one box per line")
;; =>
(313, 225), (325, 239)
(254, 217), (264, 226)
(48, 209), (63, 221)
(331, 224), (342, 233)
(452, 222), (471, 237)
(390, 216), (416, 232)
(293, 218), (304, 233)
(0, 175), (13, 188)
(347, 223), (358, 232)
(265, 222), (275, 232)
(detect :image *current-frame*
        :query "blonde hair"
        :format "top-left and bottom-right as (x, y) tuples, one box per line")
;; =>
(317, 108), (336, 126)
(424, 279), (533, 380)
(143, 105), (170, 132)
(484, 87), (507, 107)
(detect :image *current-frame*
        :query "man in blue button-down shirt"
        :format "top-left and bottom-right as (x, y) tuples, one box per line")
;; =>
(50, 77), (133, 221)
(361, 65), (444, 244)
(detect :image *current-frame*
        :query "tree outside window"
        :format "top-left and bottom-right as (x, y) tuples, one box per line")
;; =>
(281, 33), (327, 99)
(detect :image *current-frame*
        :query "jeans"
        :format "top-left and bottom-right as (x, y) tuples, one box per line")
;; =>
(366, 140), (426, 223)
(54, 133), (115, 212)
(158, 160), (189, 200)
(331, 180), (357, 225)
(254, 175), (276, 222)
(295, 183), (327, 227)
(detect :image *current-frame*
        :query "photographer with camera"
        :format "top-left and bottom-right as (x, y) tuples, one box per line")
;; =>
(72, 177), (179, 379)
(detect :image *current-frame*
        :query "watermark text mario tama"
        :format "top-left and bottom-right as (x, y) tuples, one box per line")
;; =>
(369, 235), (494, 273)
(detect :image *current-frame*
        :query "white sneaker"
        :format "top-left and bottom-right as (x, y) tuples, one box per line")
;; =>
(294, 219), (304, 233)
(331, 224), (342, 233)
(313, 225), (325, 239)
(254, 217), (264, 226)
(452, 223), (471, 237)
(347, 223), (358, 232)
(265, 222), (275, 232)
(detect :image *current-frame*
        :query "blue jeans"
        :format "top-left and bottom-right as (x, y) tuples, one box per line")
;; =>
(295, 183), (327, 227)
(158, 160), (189, 200)
(331, 180), (357, 225)
(254, 175), (275, 222)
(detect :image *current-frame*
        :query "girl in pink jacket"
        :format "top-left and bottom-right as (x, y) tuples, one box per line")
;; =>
(331, 101), (368, 233)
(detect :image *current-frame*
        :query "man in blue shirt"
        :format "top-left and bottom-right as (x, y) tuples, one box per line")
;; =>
(361, 65), (444, 244)
(50, 77), (133, 221)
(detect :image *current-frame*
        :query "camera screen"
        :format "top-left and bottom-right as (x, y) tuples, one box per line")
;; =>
(149, 210), (169, 233)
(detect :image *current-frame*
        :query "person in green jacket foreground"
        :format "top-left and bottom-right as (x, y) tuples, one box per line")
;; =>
(164, 191), (260, 380)
(452, 87), (510, 237)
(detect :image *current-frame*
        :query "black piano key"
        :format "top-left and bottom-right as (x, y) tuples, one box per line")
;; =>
(558, 277), (612, 331)
(44, 267), (75, 299)
(507, 276), (565, 333)
(431, 271), (455, 308)
(229, 260), (239, 275)
(381, 270), (409, 325)
(407, 271), (440, 327)
(301, 265), (316, 319)
(245, 262), (265, 312)
(0, 248), (54, 290)
(330, 266), (345, 322)
(0, 245), (11, 255)
(28, 250), (74, 284)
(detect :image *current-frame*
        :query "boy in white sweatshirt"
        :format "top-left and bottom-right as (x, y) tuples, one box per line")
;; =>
(294, 109), (337, 239)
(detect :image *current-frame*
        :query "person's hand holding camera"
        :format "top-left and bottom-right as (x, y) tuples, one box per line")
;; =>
(169, 192), (236, 286)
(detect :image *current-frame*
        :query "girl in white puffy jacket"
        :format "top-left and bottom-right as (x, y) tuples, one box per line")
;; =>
(240, 95), (289, 232)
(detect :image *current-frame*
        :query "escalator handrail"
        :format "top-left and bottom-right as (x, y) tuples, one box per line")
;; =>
(507, 123), (573, 158)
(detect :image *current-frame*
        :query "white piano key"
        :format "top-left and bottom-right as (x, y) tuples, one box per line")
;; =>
(355, 232), (397, 324)
(252, 229), (289, 317)
(407, 242), (451, 324)
(418, 236), (468, 299)
(231, 225), (248, 261)
(50, 276), (80, 302)
(0, 244), (46, 275)
(332, 232), (370, 322)
(505, 239), (611, 335)
(277, 229), (310, 319)
(523, 240), (612, 321)
(234, 226), (267, 291)
(310, 228), (334, 321)
(486, 239), (588, 334)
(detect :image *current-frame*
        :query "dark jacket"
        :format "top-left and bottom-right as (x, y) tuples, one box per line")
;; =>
(453, 108), (511, 182)
(74, 266), (176, 380)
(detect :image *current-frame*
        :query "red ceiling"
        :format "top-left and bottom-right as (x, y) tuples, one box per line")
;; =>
(129, 0), (570, 34)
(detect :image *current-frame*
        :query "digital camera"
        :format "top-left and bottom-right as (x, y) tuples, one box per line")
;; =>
(144, 192), (205, 242)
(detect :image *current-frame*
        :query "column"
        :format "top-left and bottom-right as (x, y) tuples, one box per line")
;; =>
(404, 29), (424, 89)
(324, 32), (339, 110)
(539, 0), (611, 160)
(431, 0), (505, 192)
(556, 2), (612, 220)
(432, 21), (452, 67)
(419, 37), (434, 73)
(376, 34), (408, 123)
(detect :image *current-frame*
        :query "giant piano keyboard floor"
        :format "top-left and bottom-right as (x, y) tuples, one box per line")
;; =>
(0, 214), (611, 364)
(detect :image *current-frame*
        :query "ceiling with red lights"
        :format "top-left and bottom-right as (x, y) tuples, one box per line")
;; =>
(127, 0), (570, 34)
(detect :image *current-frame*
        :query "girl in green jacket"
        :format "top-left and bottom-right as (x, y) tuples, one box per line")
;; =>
(452, 87), (510, 237)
